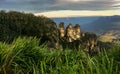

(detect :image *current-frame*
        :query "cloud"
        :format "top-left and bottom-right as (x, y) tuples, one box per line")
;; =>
(49, 0), (118, 10)
(0, 0), (119, 12)
(0, 0), (57, 12)
(34, 10), (116, 18)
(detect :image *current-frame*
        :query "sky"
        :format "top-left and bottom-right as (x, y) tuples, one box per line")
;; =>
(0, 0), (120, 17)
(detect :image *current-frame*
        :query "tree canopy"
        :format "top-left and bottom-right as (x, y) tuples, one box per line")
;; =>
(0, 10), (57, 43)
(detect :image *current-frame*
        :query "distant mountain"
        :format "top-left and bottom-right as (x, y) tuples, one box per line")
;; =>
(82, 15), (120, 38)
(52, 16), (120, 39)
(51, 17), (99, 27)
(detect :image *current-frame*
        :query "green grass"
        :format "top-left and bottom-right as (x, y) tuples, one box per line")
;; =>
(0, 37), (120, 74)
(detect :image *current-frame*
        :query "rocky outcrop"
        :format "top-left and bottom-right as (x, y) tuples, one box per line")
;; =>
(47, 22), (99, 55)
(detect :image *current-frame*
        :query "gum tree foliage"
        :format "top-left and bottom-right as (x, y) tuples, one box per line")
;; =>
(0, 10), (58, 43)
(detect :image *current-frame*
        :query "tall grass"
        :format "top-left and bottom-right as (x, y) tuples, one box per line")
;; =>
(0, 37), (120, 74)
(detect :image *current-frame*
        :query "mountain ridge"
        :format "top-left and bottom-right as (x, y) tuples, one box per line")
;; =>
(82, 15), (120, 40)
(52, 15), (120, 40)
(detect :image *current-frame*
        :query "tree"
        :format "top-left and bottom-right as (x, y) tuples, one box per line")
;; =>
(0, 10), (57, 44)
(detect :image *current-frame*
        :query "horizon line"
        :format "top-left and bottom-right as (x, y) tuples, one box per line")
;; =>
(34, 10), (120, 18)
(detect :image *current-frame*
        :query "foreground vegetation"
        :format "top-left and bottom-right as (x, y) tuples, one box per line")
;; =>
(0, 37), (120, 74)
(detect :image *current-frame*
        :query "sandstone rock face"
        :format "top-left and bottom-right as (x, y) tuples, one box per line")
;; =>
(74, 24), (81, 40)
(66, 23), (76, 42)
(58, 22), (66, 38)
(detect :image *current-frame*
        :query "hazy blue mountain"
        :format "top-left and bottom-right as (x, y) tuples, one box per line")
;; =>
(82, 15), (120, 35)
(52, 16), (120, 38)
(51, 17), (99, 27)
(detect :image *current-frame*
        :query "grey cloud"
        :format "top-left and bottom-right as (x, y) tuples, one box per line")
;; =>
(0, 0), (119, 12)
(0, 0), (57, 12)
(48, 0), (117, 10)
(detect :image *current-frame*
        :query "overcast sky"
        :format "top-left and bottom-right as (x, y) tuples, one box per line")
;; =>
(0, 0), (120, 17)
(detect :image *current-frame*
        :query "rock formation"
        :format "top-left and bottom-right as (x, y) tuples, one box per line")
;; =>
(47, 22), (99, 54)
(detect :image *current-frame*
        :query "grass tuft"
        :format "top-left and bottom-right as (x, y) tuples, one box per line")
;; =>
(0, 37), (120, 74)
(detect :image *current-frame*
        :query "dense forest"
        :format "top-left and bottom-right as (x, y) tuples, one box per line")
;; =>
(0, 10), (58, 43)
